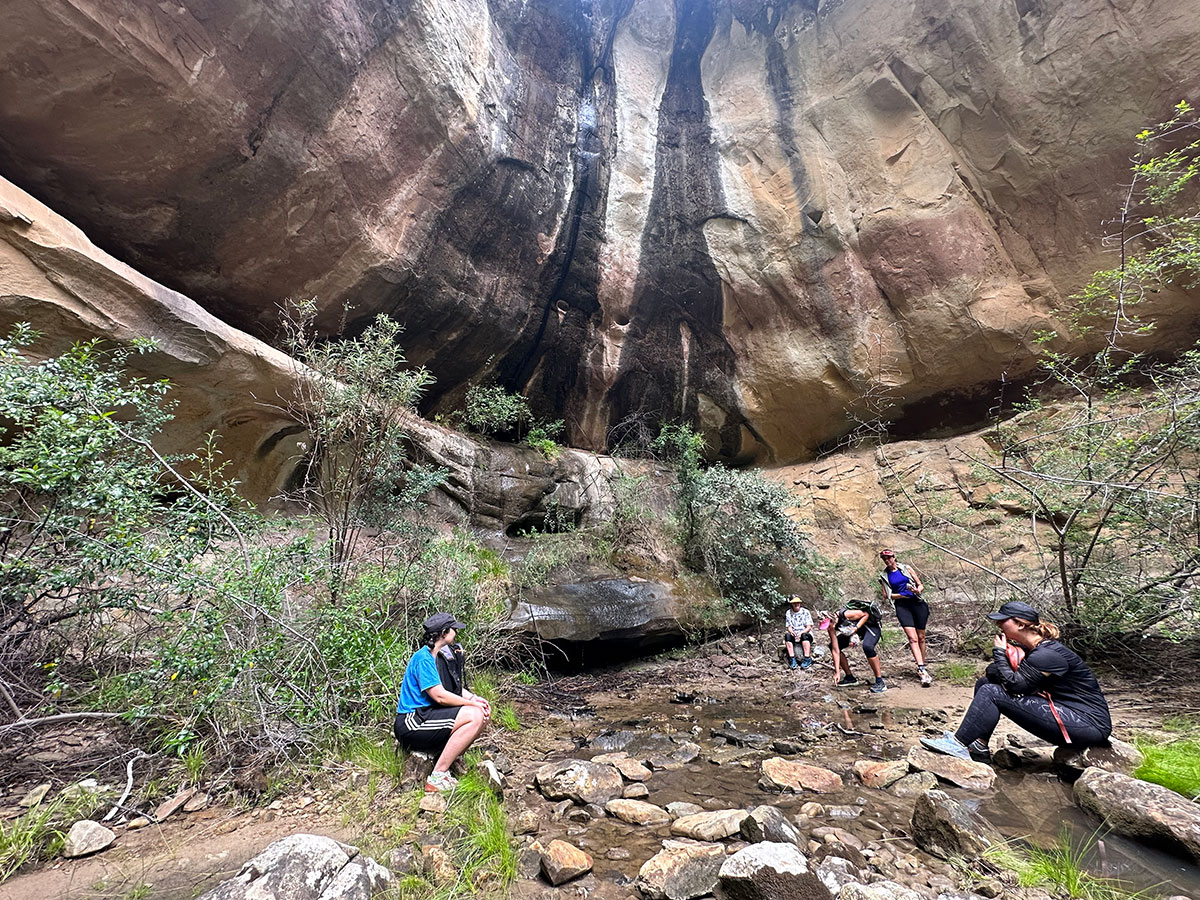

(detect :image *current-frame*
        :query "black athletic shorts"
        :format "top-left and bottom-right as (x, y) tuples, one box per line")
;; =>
(394, 705), (460, 752)
(784, 631), (813, 646)
(894, 596), (929, 630)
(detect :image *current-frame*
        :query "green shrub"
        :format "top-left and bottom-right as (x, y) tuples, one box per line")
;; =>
(463, 384), (531, 437)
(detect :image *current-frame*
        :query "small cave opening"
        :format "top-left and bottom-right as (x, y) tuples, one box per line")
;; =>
(504, 506), (583, 537)
(538, 632), (693, 671)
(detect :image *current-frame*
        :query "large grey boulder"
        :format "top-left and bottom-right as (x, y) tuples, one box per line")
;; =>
(1075, 768), (1200, 862)
(635, 839), (725, 900)
(911, 789), (1001, 860)
(716, 842), (832, 900)
(907, 747), (996, 792)
(1054, 739), (1144, 775)
(198, 834), (389, 900)
(535, 759), (624, 806)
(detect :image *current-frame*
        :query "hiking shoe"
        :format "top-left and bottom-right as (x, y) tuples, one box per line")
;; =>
(789, 657), (799, 669)
(425, 770), (458, 793)
(869, 679), (887, 694)
(835, 674), (859, 687)
(800, 657), (812, 670)
(920, 732), (971, 761)
(919, 668), (933, 687)
(968, 740), (992, 763)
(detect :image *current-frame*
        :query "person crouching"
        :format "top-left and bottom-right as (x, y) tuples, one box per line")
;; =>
(394, 612), (491, 792)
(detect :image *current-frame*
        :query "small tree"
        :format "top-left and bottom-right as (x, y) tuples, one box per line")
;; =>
(281, 300), (445, 585)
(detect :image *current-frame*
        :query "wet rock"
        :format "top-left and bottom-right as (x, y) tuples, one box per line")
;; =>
(716, 842), (832, 900)
(799, 802), (825, 817)
(666, 801), (705, 819)
(540, 839), (593, 886)
(991, 746), (1051, 769)
(853, 759), (909, 789)
(614, 758), (654, 782)
(636, 838), (725, 900)
(839, 882), (922, 900)
(890, 772), (938, 798)
(62, 820), (116, 858)
(625, 783), (651, 799)
(399, 752), (436, 791)
(1074, 767), (1200, 862)
(824, 806), (862, 819)
(535, 759), (624, 805)
(607, 847), (631, 860)
(815, 856), (861, 894)
(712, 728), (772, 750)
(1054, 739), (1143, 775)
(566, 807), (592, 823)
(19, 783), (51, 808)
(812, 842), (867, 873)
(552, 799), (574, 818)
(741, 806), (803, 846)
(906, 748), (995, 792)
(606, 799), (671, 826)
(911, 790), (1001, 860)
(198, 834), (368, 899)
(648, 742), (702, 770)
(760, 758), (844, 793)
(672, 809), (748, 841)
(771, 740), (805, 755)
(591, 731), (637, 752)
(811, 828), (863, 850)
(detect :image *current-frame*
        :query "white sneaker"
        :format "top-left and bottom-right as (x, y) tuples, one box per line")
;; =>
(425, 770), (458, 793)
(919, 669), (933, 687)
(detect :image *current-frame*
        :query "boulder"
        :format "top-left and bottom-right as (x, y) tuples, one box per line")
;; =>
(481, 760), (505, 795)
(715, 842), (832, 900)
(671, 809), (749, 841)
(837, 883), (923, 900)
(760, 759), (844, 794)
(540, 840), (593, 886)
(741, 806), (803, 846)
(890, 771), (939, 799)
(1074, 768), (1200, 862)
(907, 747), (996, 792)
(197, 834), (380, 900)
(625, 783), (651, 799)
(62, 821), (116, 858)
(399, 752), (437, 792)
(911, 789), (1002, 860)
(613, 757), (654, 782)
(606, 799), (671, 826)
(636, 838), (725, 900)
(814, 856), (861, 895)
(1054, 739), (1144, 775)
(534, 759), (624, 806)
(511, 809), (541, 835)
(852, 759), (909, 789)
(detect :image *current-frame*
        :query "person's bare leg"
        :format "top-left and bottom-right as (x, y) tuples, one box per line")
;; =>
(866, 656), (882, 679)
(786, 641), (795, 660)
(917, 630), (928, 663)
(433, 707), (485, 773)
(903, 626), (924, 667)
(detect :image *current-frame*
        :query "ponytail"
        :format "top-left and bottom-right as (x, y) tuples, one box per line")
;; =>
(1015, 617), (1060, 640)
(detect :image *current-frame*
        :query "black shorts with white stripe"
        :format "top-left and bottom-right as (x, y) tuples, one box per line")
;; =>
(394, 705), (460, 752)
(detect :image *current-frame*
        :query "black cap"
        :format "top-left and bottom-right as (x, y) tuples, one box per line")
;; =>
(987, 601), (1040, 623)
(423, 612), (467, 633)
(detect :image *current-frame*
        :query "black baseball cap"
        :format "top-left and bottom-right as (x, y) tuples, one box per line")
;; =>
(423, 612), (467, 633)
(986, 601), (1040, 623)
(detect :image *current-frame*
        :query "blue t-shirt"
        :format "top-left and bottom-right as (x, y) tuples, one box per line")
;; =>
(396, 646), (441, 714)
(887, 568), (916, 598)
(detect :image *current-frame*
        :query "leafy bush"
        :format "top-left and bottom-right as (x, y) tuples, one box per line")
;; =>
(462, 384), (531, 437)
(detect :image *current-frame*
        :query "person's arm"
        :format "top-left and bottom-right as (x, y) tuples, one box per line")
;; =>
(844, 609), (869, 633)
(990, 639), (1063, 695)
(880, 578), (891, 602)
(908, 566), (924, 594)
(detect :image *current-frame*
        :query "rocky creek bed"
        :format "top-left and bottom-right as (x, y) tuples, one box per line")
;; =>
(4, 632), (1200, 900)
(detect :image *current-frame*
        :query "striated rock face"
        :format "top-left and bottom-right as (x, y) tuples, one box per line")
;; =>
(4, 0), (1200, 463)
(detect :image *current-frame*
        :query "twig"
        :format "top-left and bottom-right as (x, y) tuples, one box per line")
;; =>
(104, 750), (153, 822)
(0, 680), (24, 719)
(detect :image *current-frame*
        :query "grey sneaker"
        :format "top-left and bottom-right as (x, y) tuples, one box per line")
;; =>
(920, 731), (971, 760)
(968, 739), (992, 763)
(835, 674), (859, 687)
(869, 679), (887, 694)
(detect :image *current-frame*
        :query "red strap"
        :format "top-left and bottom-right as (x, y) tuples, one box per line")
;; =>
(1003, 644), (1071, 743)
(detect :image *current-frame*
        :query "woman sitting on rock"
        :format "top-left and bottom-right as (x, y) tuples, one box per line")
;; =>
(394, 612), (491, 792)
(921, 601), (1112, 762)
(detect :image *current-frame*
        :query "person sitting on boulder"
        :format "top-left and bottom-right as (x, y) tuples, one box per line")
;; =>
(921, 601), (1112, 762)
(826, 599), (886, 693)
(783, 596), (815, 670)
(394, 612), (491, 792)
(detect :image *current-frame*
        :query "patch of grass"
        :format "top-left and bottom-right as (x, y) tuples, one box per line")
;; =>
(1161, 714), (1200, 736)
(939, 659), (983, 686)
(342, 730), (406, 781)
(985, 831), (1154, 900)
(0, 791), (98, 881)
(875, 627), (901, 652)
(124, 883), (152, 900)
(182, 742), (206, 786)
(1134, 738), (1200, 799)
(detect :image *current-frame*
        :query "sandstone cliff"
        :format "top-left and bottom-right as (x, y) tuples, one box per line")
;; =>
(2, 0), (1199, 462)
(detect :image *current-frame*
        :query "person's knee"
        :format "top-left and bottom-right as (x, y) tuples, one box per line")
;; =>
(974, 682), (1004, 703)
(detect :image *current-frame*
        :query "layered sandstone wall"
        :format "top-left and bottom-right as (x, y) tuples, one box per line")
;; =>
(2, 0), (1198, 463)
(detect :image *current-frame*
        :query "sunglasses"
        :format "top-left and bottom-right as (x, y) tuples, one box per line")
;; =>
(880, 554), (895, 559)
